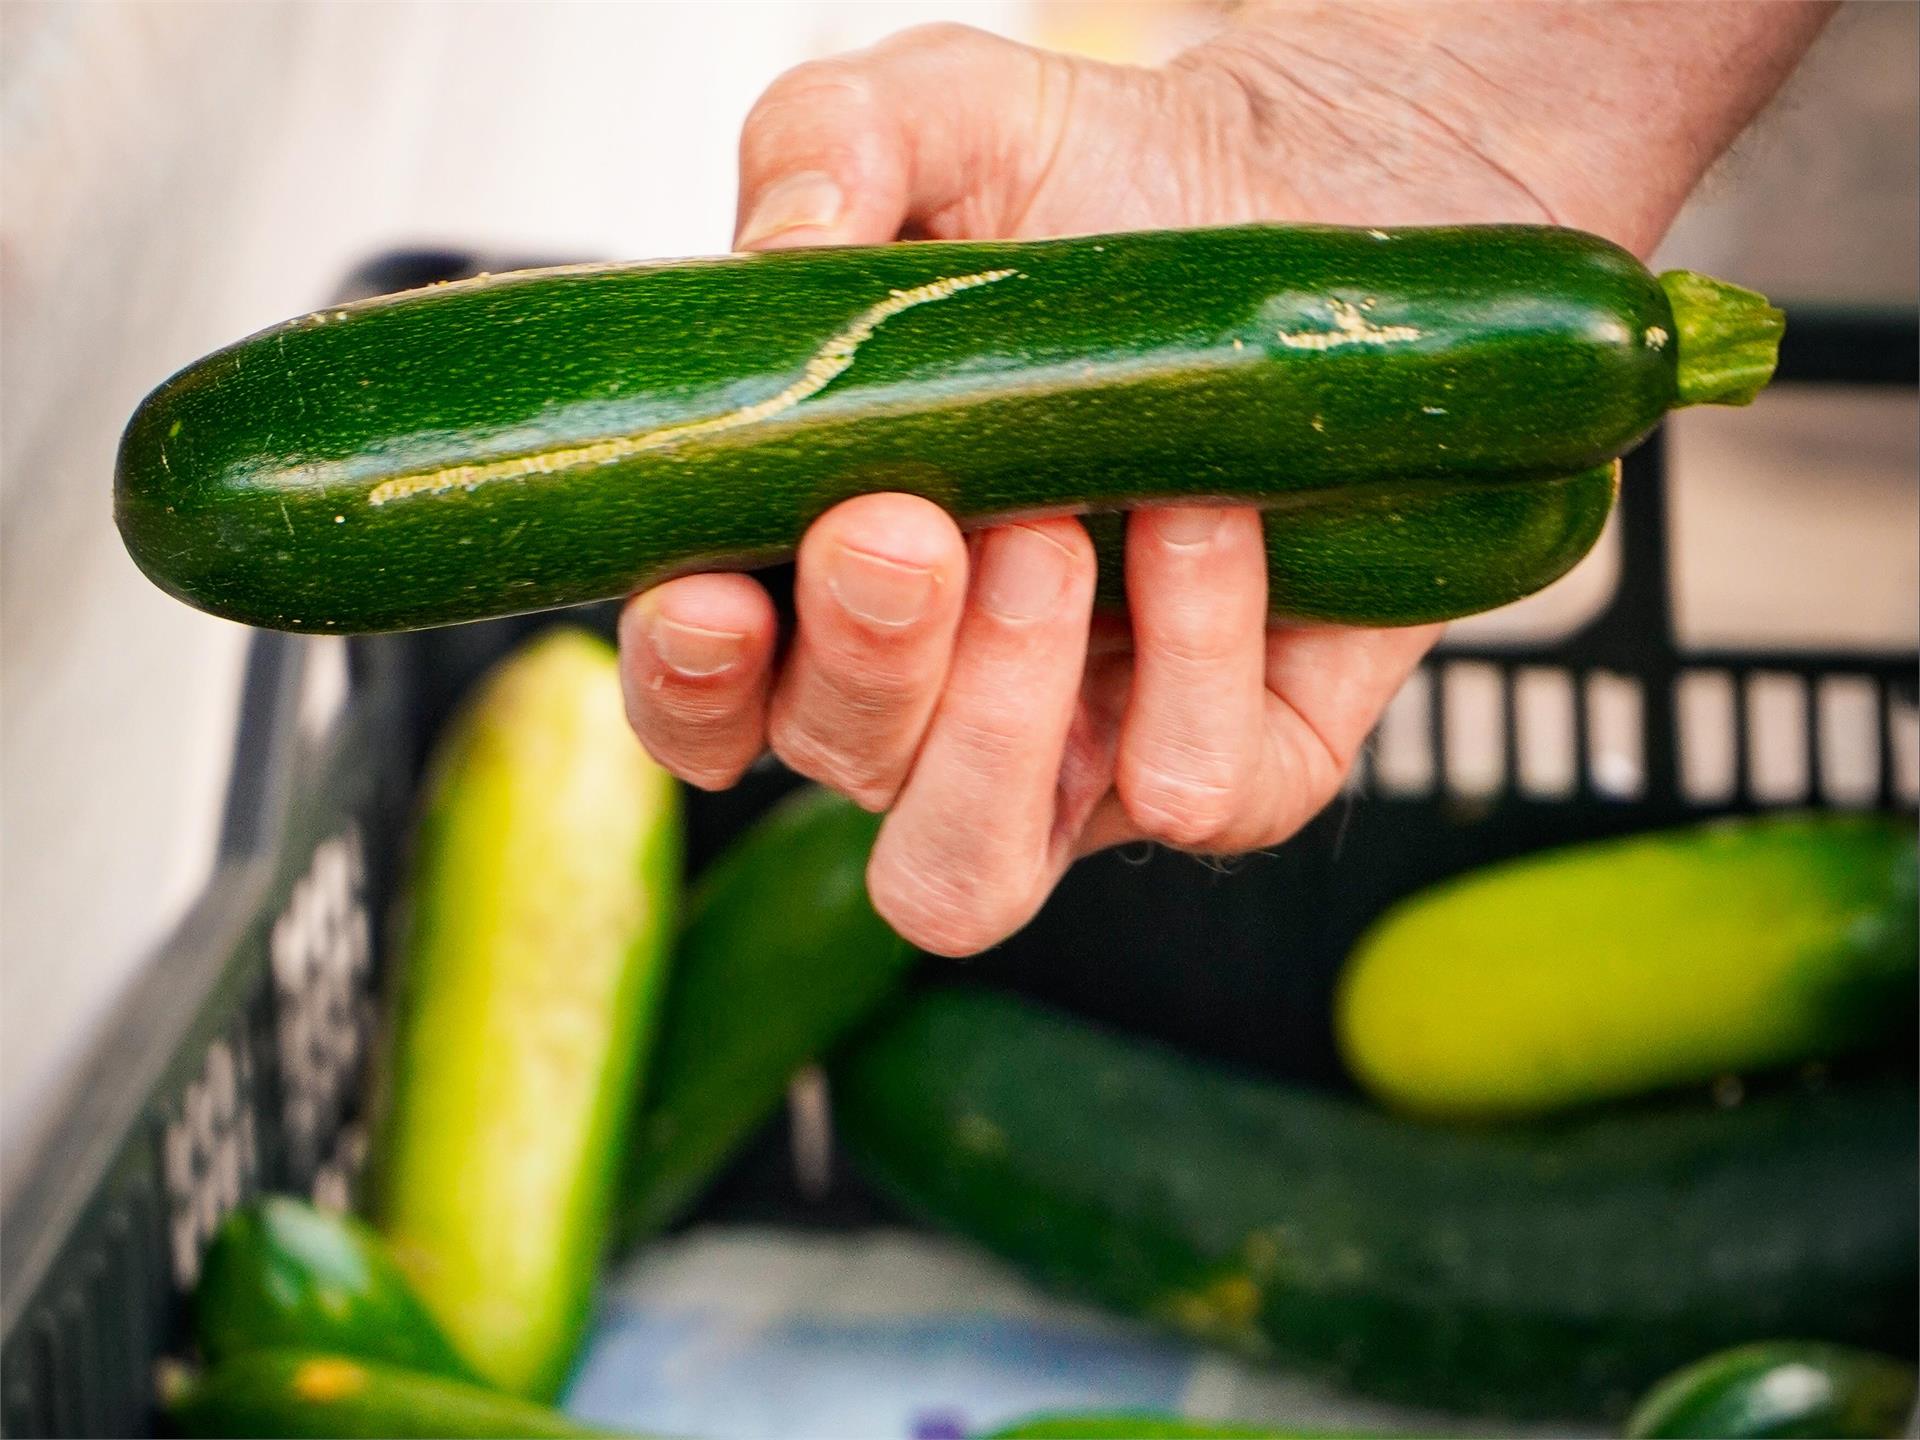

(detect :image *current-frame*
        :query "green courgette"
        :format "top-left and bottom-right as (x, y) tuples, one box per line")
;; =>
(1336, 813), (1919, 1119)
(369, 629), (681, 1399)
(114, 225), (1776, 634)
(163, 1351), (626, 1438)
(193, 1197), (474, 1381)
(1625, 1342), (1917, 1439)
(837, 989), (1918, 1421)
(1084, 462), (1618, 626)
(616, 786), (914, 1247)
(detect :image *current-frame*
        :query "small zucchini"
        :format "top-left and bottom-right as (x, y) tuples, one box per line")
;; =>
(1625, 1342), (1918, 1439)
(369, 629), (681, 1399)
(616, 786), (914, 1247)
(192, 1197), (474, 1382)
(115, 225), (1776, 633)
(1336, 812), (1918, 1119)
(163, 1351), (627, 1438)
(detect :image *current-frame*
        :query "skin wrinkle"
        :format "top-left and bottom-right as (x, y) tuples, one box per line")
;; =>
(1385, 89), (1562, 228)
(871, 846), (994, 953)
(998, 48), (1078, 238)
(769, 725), (896, 809)
(1244, 35), (1560, 225)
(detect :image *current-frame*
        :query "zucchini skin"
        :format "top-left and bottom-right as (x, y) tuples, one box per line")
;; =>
(1625, 1342), (1918, 1439)
(1336, 813), (1920, 1119)
(193, 1198), (477, 1382)
(369, 630), (681, 1400)
(115, 225), (1669, 633)
(1090, 464), (1617, 625)
(164, 1351), (626, 1438)
(836, 989), (1919, 1421)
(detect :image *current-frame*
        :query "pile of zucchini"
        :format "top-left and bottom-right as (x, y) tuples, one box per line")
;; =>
(140, 228), (1914, 1438)
(166, 628), (1917, 1439)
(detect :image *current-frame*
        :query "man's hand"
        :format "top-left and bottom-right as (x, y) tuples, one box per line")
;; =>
(619, 5), (1830, 956)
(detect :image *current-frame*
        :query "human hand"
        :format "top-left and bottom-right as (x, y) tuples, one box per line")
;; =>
(620, 5), (1830, 956)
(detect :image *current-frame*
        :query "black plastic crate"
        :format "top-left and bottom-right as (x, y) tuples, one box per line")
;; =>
(2, 254), (1914, 1438)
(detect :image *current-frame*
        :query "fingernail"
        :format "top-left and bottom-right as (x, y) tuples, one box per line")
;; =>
(1155, 507), (1224, 549)
(737, 170), (844, 248)
(977, 526), (1072, 623)
(649, 615), (745, 678)
(829, 546), (938, 627)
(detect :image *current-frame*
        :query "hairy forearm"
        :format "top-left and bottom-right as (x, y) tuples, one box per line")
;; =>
(1184, 0), (1835, 256)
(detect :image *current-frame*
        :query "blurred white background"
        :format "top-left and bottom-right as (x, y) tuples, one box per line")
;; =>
(2, 0), (1914, 1190)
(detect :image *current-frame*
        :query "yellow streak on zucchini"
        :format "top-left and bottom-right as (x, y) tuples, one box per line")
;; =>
(367, 267), (1019, 506)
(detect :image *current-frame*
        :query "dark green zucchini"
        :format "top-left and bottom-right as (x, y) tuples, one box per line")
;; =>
(615, 786), (914, 1248)
(836, 989), (1918, 1421)
(193, 1197), (475, 1381)
(1625, 1342), (1917, 1439)
(163, 1351), (626, 1438)
(114, 225), (1775, 633)
(1087, 463), (1618, 626)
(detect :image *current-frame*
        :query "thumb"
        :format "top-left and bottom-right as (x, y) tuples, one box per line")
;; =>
(734, 23), (1071, 250)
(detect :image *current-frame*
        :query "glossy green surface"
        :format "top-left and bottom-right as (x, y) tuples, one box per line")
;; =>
(615, 787), (914, 1248)
(1625, 1342), (1917, 1439)
(837, 990), (1919, 1422)
(193, 1198), (475, 1381)
(117, 225), (1676, 633)
(165, 1351), (625, 1438)
(369, 630), (681, 1400)
(1337, 813), (1919, 1118)
(1087, 465), (1617, 624)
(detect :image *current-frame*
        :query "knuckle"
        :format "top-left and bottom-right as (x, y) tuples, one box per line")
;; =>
(633, 736), (750, 794)
(631, 673), (747, 733)
(937, 706), (1029, 771)
(1123, 781), (1239, 849)
(1196, 749), (1350, 856)
(814, 646), (933, 711)
(868, 843), (1033, 958)
(624, 684), (761, 793)
(766, 715), (900, 812)
(747, 58), (874, 132)
(1119, 738), (1249, 848)
(879, 20), (999, 58)
(1149, 616), (1243, 670)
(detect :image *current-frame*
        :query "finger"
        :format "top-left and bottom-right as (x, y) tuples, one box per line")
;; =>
(1075, 623), (1442, 860)
(1242, 622), (1441, 848)
(733, 22), (1068, 249)
(1116, 505), (1271, 850)
(767, 493), (968, 810)
(617, 575), (778, 790)
(867, 518), (1097, 956)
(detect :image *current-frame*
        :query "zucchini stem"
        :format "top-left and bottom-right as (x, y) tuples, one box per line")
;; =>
(1660, 270), (1785, 407)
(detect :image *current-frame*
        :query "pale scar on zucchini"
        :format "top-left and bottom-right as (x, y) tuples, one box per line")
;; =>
(366, 267), (1020, 506)
(1275, 296), (1422, 350)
